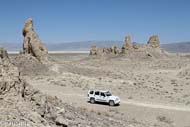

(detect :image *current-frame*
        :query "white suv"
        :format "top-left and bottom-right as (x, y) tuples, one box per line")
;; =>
(88, 90), (120, 106)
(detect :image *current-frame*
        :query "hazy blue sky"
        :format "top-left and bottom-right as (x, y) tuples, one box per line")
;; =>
(0, 0), (189, 44)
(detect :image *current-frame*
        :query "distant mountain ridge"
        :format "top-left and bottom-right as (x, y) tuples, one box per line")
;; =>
(0, 41), (123, 51)
(0, 42), (22, 51)
(46, 41), (123, 51)
(0, 41), (190, 53)
(161, 42), (190, 53)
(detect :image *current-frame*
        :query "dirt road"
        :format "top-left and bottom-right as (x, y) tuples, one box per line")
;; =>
(30, 82), (190, 127)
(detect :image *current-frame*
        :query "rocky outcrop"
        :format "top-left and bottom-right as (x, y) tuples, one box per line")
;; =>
(147, 35), (160, 48)
(0, 49), (20, 94)
(111, 45), (120, 54)
(121, 35), (161, 51)
(124, 35), (131, 49)
(0, 47), (10, 63)
(132, 42), (138, 49)
(90, 45), (119, 56)
(14, 18), (58, 76)
(121, 35), (131, 53)
(89, 35), (169, 59)
(0, 48), (67, 127)
(0, 47), (9, 59)
(90, 45), (98, 55)
(22, 18), (48, 63)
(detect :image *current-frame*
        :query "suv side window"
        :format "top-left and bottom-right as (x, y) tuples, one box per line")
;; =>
(90, 91), (94, 94)
(95, 91), (100, 96)
(100, 92), (105, 97)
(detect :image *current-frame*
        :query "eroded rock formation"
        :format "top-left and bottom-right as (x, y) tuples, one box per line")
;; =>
(89, 35), (169, 59)
(0, 48), (67, 127)
(121, 35), (131, 53)
(0, 47), (9, 61)
(111, 45), (120, 54)
(90, 45), (119, 56)
(132, 42), (138, 49)
(147, 35), (160, 48)
(22, 18), (48, 62)
(90, 45), (98, 55)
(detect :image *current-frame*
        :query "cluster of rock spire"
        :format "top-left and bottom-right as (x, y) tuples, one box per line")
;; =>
(90, 35), (161, 56)
(90, 45), (119, 55)
(1, 18), (161, 60)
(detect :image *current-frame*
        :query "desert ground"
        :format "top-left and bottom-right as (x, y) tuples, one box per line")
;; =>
(9, 52), (190, 127)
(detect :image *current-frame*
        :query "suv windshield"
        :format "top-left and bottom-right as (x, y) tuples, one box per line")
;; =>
(105, 91), (112, 96)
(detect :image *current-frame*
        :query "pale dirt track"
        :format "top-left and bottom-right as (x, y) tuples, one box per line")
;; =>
(29, 82), (190, 127)
(42, 91), (190, 112)
(31, 82), (190, 112)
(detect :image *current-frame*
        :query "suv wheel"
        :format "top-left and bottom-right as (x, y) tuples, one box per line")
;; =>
(109, 100), (115, 106)
(90, 98), (95, 104)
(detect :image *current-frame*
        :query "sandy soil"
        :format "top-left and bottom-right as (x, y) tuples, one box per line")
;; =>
(12, 53), (190, 127)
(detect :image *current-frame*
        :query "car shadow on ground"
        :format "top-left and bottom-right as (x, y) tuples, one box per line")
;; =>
(87, 101), (120, 107)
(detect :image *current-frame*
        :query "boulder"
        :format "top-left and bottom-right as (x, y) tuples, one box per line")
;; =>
(22, 18), (48, 63)
(55, 116), (68, 127)
(147, 35), (160, 48)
